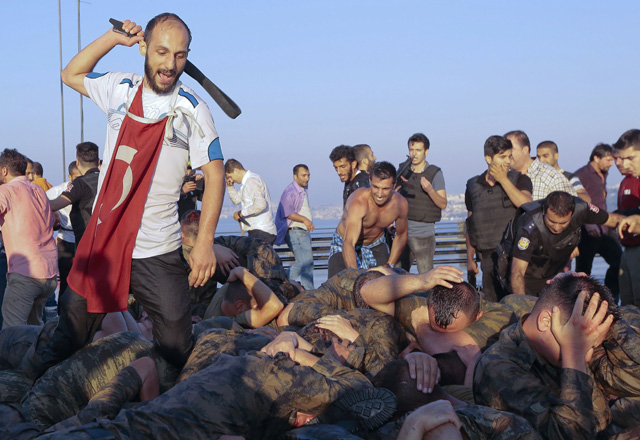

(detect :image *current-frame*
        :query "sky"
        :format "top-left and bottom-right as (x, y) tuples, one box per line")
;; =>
(3, 1), (639, 206)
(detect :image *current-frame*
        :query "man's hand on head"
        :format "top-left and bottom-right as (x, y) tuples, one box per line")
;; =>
(404, 352), (440, 394)
(187, 240), (217, 288)
(213, 245), (240, 277)
(420, 266), (464, 290)
(551, 291), (614, 371)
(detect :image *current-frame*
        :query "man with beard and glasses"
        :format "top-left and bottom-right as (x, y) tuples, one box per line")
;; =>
(33, 13), (225, 379)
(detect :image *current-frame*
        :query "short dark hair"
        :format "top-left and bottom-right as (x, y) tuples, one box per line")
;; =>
(407, 133), (430, 150)
(533, 274), (621, 324)
(370, 161), (396, 183)
(427, 282), (480, 329)
(145, 13), (192, 48)
(224, 159), (244, 174)
(0, 148), (27, 176)
(543, 191), (575, 217)
(68, 161), (78, 176)
(76, 142), (99, 167)
(180, 209), (201, 241)
(484, 135), (513, 158)
(32, 162), (44, 176)
(353, 144), (371, 164)
(352, 270), (385, 309)
(613, 129), (640, 152)
(590, 143), (613, 162)
(537, 141), (558, 154)
(222, 280), (251, 307)
(329, 145), (355, 164)
(504, 130), (530, 151)
(293, 164), (309, 175)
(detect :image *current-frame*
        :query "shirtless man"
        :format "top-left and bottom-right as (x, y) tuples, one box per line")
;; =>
(327, 161), (409, 278)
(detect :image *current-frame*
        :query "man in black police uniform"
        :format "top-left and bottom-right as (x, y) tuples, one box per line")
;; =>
(48, 142), (101, 244)
(497, 191), (624, 296)
(465, 135), (532, 301)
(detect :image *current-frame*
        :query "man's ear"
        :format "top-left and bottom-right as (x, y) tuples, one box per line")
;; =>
(234, 300), (247, 314)
(139, 40), (147, 56)
(537, 310), (552, 332)
(475, 310), (484, 321)
(485, 155), (492, 166)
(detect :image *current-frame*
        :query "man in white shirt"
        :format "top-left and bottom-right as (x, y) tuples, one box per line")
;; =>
(225, 159), (277, 244)
(34, 13), (224, 377)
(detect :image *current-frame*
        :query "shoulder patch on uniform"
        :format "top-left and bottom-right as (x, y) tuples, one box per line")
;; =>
(66, 183), (74, 192)
(517, 237), (530, 250)
(524, 219), (536, 232)
(588, 203), (600, 213)
(179, 88), (199, 108)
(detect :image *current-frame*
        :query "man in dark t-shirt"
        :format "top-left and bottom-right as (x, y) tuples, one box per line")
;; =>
(49, 142), (100, 243)
(329, 145), (370, 206)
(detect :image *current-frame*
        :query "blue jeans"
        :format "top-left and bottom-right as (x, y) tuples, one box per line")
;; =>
(285, 228), (314, 290)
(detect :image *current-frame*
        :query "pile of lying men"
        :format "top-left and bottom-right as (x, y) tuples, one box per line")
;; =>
(1, 230), (639, 440)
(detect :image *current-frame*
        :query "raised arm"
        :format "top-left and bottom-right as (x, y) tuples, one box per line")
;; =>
(360, 266), (464, 316)
(229, 267), (283, 327)
(61, 20), (143, 97)
(490, 162), (532, 208)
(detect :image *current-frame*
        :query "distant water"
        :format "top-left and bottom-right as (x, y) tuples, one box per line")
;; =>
(213, 218), (611, 289)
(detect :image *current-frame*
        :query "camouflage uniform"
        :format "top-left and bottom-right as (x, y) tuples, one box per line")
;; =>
(499, 294), (536, 318)
(21, 332), (177, 429)
(177, 328), (272, 383)
(37, 351), (372, 440)
(287, 268), (366, 324)
(474, 320), (612, 439)
(285, 271), (407, 377)
(370, 404), (541, 440)
(590, 306), (640, 399)
(394, 295), (516, 351)
(0, 325), (40, 369)
(214, 235), (298, 300)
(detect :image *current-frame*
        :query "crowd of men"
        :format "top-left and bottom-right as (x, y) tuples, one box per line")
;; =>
(3, 10), (640, 440)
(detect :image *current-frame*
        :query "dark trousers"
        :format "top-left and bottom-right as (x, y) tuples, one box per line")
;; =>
(576, 228), (622, 301)
(477, 250), (502, 302)
(57, 239), (76, 307)
(247, 229), (277, 245)
(35, 250), (193, 378)
(327, 241), (389, 279)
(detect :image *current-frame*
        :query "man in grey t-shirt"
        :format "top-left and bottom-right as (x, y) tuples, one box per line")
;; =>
(397, 133), (447, 273)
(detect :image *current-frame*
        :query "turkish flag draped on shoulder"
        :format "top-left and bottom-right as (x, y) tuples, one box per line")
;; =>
(67, 84), (169, 313)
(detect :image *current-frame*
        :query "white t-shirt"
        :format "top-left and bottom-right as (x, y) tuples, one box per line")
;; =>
(47, 181), (74, 243)
(84, 72), (222, 258)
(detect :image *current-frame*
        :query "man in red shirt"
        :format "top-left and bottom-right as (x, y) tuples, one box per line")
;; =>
(614, 130), (640, 306)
